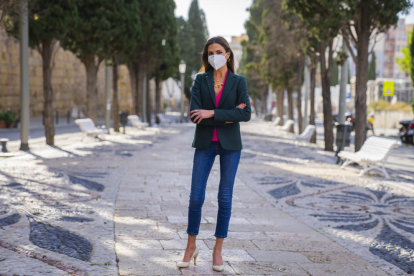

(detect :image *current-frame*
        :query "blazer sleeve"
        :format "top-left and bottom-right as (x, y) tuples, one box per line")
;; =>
(190, 74), (226, 126)
(213, 76), (251, 122)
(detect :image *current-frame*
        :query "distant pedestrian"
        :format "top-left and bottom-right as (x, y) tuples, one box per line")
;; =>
(177, 36), (251, 272)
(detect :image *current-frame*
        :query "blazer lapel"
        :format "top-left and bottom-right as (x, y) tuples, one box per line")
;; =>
(218, 69), (236, 108)
(205, 70), (216, 105)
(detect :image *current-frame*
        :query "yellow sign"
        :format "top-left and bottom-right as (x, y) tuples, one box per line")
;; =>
(383, 81), (394, 97)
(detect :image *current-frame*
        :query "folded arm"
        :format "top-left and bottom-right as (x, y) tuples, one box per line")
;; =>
(213, 77), (251, 122)
(189, 74), (226, 126)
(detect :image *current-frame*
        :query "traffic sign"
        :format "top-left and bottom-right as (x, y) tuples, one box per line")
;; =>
(383, 81), (394, 97)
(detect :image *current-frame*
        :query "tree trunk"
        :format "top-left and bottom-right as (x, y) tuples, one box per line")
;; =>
(310, 56), (317, 144)
(83, 55), (100, 124)
(128, 61), (142, 116)
(253, 98), (259, 116)
(276, 88), (284, 126)
(354, 4), (370, 151)
(146, 75), (152, 126)
(128, 62), (137, 114)
(112, 55), (120, 132)
(296, 55), (304, 134)
(287, 87), (294, 133)
(155, 76), (161, 124)
(262, 88), (268, 115)
(319, 41), (334, 151)
(138, 62), (145, 120)
(41, 40), (55, 146)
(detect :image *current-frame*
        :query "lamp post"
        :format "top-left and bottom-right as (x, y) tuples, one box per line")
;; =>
(19, 0), (30, 151)
(179, 60), (186, 123)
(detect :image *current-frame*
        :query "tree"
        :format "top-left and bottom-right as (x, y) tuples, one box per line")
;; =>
(306, 37), (320, 143)
(284, 0), (339, 149)
(145, 0), (179, 126)
(331, 58), (339, 86)
(410, 28), (414, 114)
(259, 0), (305, 133)
(339, 0), (411, 151)
(0, 0), (18, 23)
(6, 0), (77, 145)
(108, 1), (141, 132)
(239, 0), (268, 117)
(396, 29), (412, 76)
(177, 16), (196, 100)
(152, 32), (180, 123)
(188, 0), (208, 70)
(175, 0), (209, 103)
(368, 52), (376, 80)
(62, 0), (119, 124)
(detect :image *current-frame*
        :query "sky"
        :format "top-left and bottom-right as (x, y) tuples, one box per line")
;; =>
(400, 4), (414, 24)
(174, 0), (414, 41)
(174, 0), (253, 41)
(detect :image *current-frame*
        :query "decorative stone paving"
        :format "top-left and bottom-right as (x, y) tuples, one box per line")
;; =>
(238, 120), (414, 275)
(0, 119), (413, 275)
(0, 127), (162, 275)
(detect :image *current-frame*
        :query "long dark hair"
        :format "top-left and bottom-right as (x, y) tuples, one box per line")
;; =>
(199, 36), (235, 73)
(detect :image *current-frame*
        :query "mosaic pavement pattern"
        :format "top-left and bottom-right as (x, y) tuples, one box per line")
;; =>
(239, 121), (414, 275)
(0, 119), (413, 275)
(0, 127), (166, 275)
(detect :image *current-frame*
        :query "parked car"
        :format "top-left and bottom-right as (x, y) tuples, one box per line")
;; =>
(398, 120), (414, 145)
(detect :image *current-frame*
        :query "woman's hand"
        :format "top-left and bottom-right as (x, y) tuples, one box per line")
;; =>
(237, 103), (247, 109)
(190, 109), (214, 124)
(226, 103), (247, 124)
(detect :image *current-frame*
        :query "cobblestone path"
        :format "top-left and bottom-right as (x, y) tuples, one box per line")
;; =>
(0, 118), (413, 275)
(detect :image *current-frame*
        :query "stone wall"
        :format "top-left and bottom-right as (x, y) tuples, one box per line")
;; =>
(0, 27), (136, 118)
(373, 110), (414, 129)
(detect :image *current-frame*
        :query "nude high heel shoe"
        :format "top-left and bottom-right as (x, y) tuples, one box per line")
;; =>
(212, 252), (224, 272)
(177, 247), (199, 268)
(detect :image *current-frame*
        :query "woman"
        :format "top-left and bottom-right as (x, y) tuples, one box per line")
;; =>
(177, 36), (251, 272)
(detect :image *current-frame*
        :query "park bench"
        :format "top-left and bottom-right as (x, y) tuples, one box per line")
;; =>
(270, 117), (281, 126)
(293, 125), (316, 147)
(156, 113), (172, 125)
(275, 119), (294, 134)
(128, 115), (149, 129)
(338, 136), (401, 179)
(74, 118), (107, 139)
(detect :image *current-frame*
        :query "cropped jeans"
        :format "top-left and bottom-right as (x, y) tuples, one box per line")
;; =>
(187, 141), (241, 238)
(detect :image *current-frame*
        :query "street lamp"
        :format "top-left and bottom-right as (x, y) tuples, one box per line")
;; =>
(179, 60), (186, 123)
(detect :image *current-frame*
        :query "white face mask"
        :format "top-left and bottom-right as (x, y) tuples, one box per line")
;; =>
(208, 52), (228, 70)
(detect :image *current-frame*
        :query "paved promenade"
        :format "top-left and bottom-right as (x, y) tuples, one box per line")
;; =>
(0, 118), (413, 275)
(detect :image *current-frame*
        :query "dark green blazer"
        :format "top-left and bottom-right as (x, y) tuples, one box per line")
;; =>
(190, 69), (251, 150)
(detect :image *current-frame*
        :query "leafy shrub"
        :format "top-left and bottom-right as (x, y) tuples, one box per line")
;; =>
(368, 100), (413, 113)
(0, 112), (16, 127)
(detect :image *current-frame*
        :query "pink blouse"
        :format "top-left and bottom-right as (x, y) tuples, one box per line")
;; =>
(212, 69), (229, 141)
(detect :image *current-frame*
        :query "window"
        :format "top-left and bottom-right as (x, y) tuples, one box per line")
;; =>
(397, 34), (401, 40)
(397, 45), (401, 51)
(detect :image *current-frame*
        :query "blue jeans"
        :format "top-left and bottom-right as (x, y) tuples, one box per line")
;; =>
(187, 141), (241, 238)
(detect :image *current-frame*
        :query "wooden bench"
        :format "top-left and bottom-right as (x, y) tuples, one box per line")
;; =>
(293, 125), (315, 147)
(74, 118), (107, 139)
(338, 137), (401, 179)
(128, 115), (149, 129)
